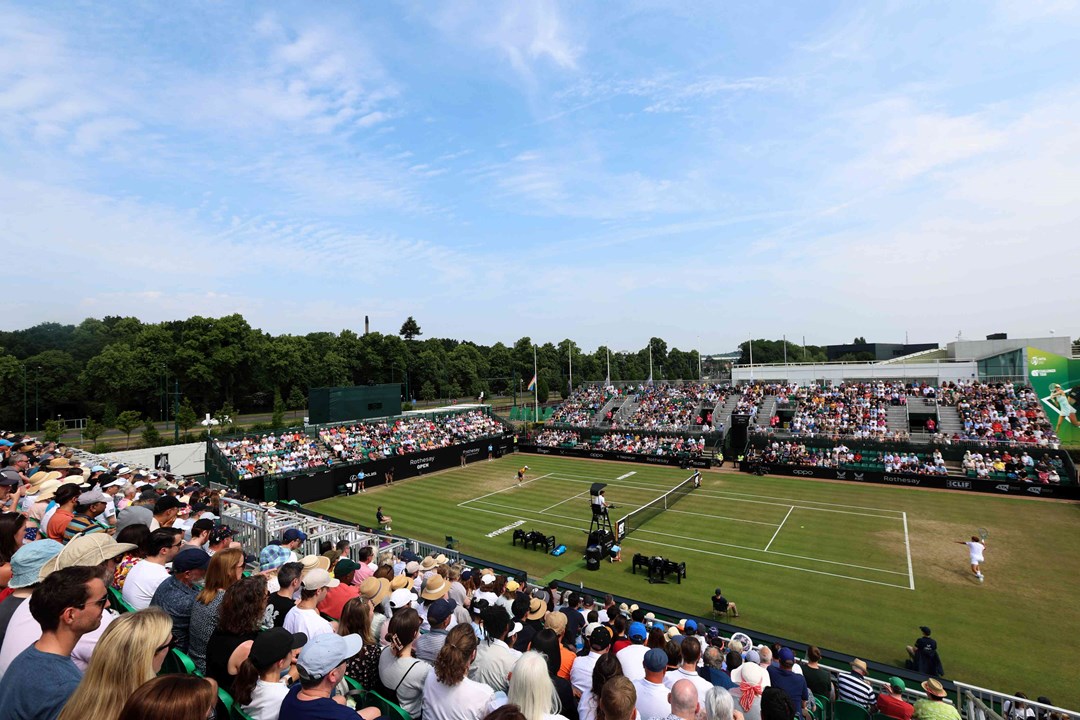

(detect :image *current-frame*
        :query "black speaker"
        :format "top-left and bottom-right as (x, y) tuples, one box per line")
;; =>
(586, 545), (602, 571)
(728, 414), (750, 449)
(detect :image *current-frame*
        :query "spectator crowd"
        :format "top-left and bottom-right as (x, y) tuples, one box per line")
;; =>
(215, 411), (505, 479)
(534, 431), (706, 459)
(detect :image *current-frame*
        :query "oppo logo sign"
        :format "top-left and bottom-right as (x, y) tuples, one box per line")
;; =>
(792, 469), (814, 477)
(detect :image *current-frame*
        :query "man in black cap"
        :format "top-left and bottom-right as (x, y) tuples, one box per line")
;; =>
(906, 626), (943, 676)
(570, 625), (612, 695)
(151, 494), (184, 530)
(150, 548), (211, 652)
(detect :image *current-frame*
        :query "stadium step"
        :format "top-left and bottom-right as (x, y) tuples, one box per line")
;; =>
(613, 399), (639, 425)
(592, 396), (622, 427)
(714, 395), (740, 431)
(886, 405), (910, 434)
(937, 405), (963, 433)
(755, 396), (778, 425)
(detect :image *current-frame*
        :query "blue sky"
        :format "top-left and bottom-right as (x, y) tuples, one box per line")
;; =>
(2, 1), (1079, 353)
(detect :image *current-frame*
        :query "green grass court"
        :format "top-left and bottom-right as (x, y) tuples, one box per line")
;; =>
(307, 455), (1080, 707)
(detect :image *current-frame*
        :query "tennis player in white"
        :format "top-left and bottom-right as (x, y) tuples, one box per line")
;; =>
(956, 535), (986, 582)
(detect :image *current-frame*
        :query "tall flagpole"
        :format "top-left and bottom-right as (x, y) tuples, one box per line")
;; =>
(568, 340), (573, 395)
(606, 348), (610, 384)
(648, 345), (653, 383)
(533, 345), (539, 423)
(783, 334), (787, 365)
(749, 334), (754, 381)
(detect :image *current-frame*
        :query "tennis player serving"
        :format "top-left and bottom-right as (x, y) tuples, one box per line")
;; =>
(956, 533), (987, 582)
(516, 465), (529, 487)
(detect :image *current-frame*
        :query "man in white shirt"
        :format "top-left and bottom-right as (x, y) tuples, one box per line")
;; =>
(284, 569), (337, 639)
(956, 536), (986, 582)
(571, 625), (612, 696)
(123, 528), (183, 610)
(634, 648), (673, 720)
(617, 622), (650, 681)
(470, 605), (516, 692)
(663, 636), (714, 705)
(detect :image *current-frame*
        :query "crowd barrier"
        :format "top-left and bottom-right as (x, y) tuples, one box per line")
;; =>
(518, 443), (712, 469)
(741, 462), (1080, 500)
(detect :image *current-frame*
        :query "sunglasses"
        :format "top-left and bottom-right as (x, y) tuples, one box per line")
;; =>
(79, 596), (109, 610)
(156, 636), (177, 654)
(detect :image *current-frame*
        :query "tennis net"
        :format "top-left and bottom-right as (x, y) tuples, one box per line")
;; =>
(615, 472), (698, 539)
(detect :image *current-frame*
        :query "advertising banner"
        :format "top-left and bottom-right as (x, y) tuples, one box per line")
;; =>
(741, 462), (1080, 500)
(1027, 346), (1080, 444)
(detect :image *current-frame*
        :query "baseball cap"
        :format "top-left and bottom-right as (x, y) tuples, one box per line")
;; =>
(589, 625), (612, 649)
(683, 619), (697, 632)
(745, 650), (761, 664)
(173, 548), (212, 572)
(628, 622), (648, 642)
(643, 647), (668, 672)
(481, 573), (496, 584)
(116, 505), (154, 534)
(505, 579), (520, 592)
(0, 475), (19, 488)
(91, 465), (108, 473)
(405, 561), (420, 574)
(10, 540), (64, 588)
(777, 647), (795, 663)
(101, 477), (126, 489)
(919, 626), (932, 634)
(428, 598), (457, 625)
(283, 528), (308, 543)
(250, 627), (308, 669)
(888, 677), (906, 692)
(334, 558), (361, 579)
(302, 569), (339, 591)
(77, 488), (109, 505)
(153, 495), (184, 513)
(260, 545), (293, 572)
(389, 588), (418, 609)
(209, 524), (235, 544)
(297, 633), (362, 679)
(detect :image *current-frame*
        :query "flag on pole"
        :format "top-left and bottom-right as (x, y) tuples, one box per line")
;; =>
(527, 375), (537, 391)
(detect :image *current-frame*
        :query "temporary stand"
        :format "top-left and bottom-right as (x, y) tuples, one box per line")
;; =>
(586, 482), (615, 570)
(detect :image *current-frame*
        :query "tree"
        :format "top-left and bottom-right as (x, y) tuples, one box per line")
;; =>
(83, 418), (106, 446)
(399, 316), (422, 341)
(419, 381), (436, 401)
(536, 376), (550, 404)
(853, 337), (867, 345)
(102, 401), (117, 429)
(114, 410), (142, 449)
(176, 399), (198, 439)
(287, 386), (306, 413)
(141, 420), (163, 448)
(43, 418), (64, 443)
(272, 388), (286, 429)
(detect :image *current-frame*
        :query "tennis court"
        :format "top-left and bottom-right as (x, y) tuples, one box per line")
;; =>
(456, 469), (914, 589)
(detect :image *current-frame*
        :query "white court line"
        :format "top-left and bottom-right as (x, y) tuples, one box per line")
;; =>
(458, 473), (553, 506)
(459, 501), (909, 589)
(545, 470), (905, 515)
(546, 475), (901, 520)
(764, 506), (795, 551)
(540, 490), (590, 513)
(467, 498), (908, 577)
(666, 509), (780, 527)
(903, 511), (915, 590)
(616, 471), (637, 480)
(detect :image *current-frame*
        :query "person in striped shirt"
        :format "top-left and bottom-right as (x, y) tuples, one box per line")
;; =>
(63, 488), (110, 541)
(836, 658), (875, 708)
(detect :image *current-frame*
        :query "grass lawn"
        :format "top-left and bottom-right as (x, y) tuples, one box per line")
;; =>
(306, 454), (1080, 708)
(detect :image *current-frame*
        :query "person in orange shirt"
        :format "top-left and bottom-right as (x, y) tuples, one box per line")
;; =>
(317, 558), (361, 620)
(46, 484), (82, 541)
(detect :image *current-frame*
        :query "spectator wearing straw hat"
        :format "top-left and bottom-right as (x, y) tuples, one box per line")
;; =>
(875, 677), (913, 720)
(912, 680), (959, 720)
(836, 659), (875, 709)
(513, 596), (547, 652)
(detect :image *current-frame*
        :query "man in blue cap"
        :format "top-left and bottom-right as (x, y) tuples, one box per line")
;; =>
(0, 540), (64, 653)
(281, 528), (307, 562)
(635, 647), (674, 720)
(767, 647), (810, 719)
(278, 632), (375, 720)
(150, 548), (211, 652)
(617, 620), (650, 680)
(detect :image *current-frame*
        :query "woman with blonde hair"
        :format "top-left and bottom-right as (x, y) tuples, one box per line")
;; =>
(509, 650), (567, 720)
(57, 608), (175, 720)
(422, 623), (493, 720)
(189, 546), (245, 673)
(118, 674), (217, 720)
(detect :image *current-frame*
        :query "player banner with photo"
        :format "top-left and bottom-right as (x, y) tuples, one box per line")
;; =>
(1027, 347), (1080, 444)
